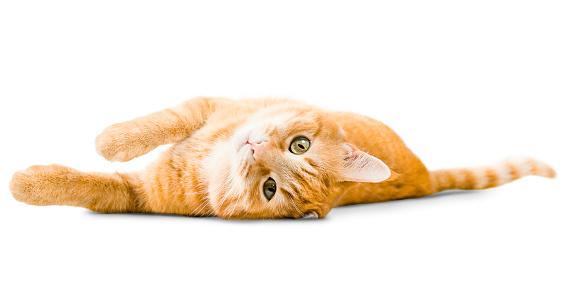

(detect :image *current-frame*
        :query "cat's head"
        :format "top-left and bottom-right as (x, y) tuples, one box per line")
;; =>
(204, 103), (391, 219)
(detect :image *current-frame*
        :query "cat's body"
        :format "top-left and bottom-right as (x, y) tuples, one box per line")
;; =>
(9, 97), (556, 219)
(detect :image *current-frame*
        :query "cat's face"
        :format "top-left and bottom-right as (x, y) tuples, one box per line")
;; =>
(205, 104), (391, 219)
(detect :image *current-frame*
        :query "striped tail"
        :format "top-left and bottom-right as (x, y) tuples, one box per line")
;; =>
(430, 156), (556, 193)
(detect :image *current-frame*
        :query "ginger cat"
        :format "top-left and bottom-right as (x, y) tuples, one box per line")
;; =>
(9, 97), (556, 219)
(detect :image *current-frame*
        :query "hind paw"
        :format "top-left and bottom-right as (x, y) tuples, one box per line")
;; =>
(9, 164), (74, 206)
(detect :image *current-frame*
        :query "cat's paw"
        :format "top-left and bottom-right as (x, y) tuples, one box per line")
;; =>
(9, 164), (72, 205)
(95, 123), (154, 162)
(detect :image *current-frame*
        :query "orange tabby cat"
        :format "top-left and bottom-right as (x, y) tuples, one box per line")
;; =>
(9, 97), (556, 219)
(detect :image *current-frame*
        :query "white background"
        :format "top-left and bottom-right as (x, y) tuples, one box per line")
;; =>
(1, 1), (564, 303)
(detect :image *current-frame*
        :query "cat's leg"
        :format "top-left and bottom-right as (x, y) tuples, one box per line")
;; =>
(9, 164), (144, 213)
(95, 96), (232, 162)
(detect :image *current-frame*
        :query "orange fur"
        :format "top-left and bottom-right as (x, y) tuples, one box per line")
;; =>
(9, 97), (556, 219)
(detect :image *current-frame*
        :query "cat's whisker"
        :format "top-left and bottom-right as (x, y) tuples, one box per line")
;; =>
(203, 208), (215, 217)
(284, 192), (304, 217)
(222, 184), (243, 220)
(188, 201), (205, 216)
(184, 189), (207, 196)
(194, 174), (229, 218)
(226, 198), (240, 220)
(353, 181), (380, 198)
(290, 199), (304, 218)
(189, 200), (209, 217)
(210, 173), (231, 201)
(227, 185), (248, 220)
(223, 189), (240, 220)
(192, 195), (215, 217)
(216, 177), (239, 220)
(221, 197), (236, 220)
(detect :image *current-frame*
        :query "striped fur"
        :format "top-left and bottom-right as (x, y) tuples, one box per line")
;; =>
(430, 156), (556, 193)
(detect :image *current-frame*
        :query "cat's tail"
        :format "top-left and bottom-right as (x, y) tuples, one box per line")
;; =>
(429, 156), (556, 193)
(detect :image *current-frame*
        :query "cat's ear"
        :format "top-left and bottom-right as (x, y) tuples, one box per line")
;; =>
(340, 143), (392, 183)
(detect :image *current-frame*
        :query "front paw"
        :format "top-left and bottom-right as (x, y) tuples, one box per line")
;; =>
(9, 165), (72, 206)
(95, 123), (151, 162)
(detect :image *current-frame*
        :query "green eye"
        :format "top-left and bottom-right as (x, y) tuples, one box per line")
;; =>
(263, 177), (277, 201)
(289, 137), (310, 154)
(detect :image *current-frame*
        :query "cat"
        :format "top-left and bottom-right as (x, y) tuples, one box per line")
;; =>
(9, 97), (556, 219)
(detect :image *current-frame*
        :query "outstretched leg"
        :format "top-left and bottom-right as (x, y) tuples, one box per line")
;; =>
(95, 96), (232, 162)
(9, 164), (143, 213)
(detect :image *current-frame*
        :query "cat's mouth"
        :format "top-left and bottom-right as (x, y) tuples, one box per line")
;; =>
(235, 135), (255, 166)
(238, 136), (253, 153)
(238, 135), (250, 150)
(232, 128), (271, 168)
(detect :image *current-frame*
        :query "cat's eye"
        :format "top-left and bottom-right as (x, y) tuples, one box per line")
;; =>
(289, 137), (310, 154)
(263, 177), (277, 201)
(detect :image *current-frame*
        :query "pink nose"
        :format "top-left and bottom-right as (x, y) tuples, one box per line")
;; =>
(248, 141), (267, 160)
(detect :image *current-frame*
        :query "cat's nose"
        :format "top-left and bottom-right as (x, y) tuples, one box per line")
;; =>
(249, 141), (267, 160)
